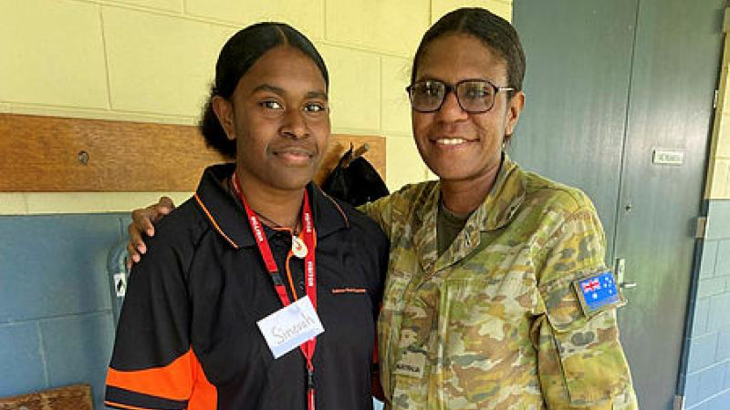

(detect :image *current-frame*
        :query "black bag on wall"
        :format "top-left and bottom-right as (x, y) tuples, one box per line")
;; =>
(321, 144), (389, 207)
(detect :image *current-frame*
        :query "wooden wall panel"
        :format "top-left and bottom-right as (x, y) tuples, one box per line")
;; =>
(0, 114), (385, 191)
(0, 384), (93, 410)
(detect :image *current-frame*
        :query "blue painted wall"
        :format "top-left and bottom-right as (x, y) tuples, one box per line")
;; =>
(0, 214), (128, 409)
(682, 200), (730, 409)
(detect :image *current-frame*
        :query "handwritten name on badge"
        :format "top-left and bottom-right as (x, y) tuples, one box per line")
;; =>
(257, 296), (324, 359)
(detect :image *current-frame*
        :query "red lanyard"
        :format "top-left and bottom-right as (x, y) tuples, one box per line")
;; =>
(232, 172), (318, 410)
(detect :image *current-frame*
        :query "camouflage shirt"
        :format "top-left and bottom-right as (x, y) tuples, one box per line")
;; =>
(360, 155), (637, 409)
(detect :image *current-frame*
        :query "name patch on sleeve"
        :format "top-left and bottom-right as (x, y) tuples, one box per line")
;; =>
(573, 271), (621, 316)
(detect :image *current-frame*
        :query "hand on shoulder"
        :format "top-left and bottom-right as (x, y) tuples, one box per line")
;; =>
(126, 196), (176, 269)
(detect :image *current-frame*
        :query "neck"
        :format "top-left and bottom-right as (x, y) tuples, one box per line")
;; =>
(439, 165), (500, 216)
(233, 167), (305, 230)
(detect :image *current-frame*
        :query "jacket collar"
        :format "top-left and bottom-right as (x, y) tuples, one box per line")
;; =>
(413, 153), (527, 273)
(468, 153), (526, 232)
(194, 163), (349, 249)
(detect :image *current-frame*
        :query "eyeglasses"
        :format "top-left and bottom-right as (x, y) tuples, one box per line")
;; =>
(406, 79), (514, 113)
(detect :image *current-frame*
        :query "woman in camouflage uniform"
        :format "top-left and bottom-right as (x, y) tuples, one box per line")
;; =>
(127, 8), (637, 409)
(360, 9), (637, 409)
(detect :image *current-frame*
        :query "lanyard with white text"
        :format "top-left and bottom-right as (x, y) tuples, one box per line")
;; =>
(232, 172), (318, 410)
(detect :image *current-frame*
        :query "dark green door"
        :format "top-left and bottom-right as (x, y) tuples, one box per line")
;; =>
(512, 0), (724, 408)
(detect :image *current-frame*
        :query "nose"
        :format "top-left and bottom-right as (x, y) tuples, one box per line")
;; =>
(436, 90), (468, 122)
(281, 109), (309, 139)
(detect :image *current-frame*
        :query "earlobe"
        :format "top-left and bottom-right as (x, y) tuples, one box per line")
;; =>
(212, 96), (236, 141)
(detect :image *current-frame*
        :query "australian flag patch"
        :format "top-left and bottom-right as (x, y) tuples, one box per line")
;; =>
(573, 271), (621, 316)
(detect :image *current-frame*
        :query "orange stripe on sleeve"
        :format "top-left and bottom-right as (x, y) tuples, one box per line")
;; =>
(106, 349), (195, 402)
(104, 400), (152, 410)
(189, 349), (217, 409)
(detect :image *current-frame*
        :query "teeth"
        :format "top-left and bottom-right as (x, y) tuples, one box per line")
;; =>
(436, 138), (467, 146)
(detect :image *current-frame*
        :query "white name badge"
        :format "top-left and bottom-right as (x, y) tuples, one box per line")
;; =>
(257, 296), (325, 359)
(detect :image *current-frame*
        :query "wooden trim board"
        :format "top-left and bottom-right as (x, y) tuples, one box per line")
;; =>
(0, 113), (385, 192)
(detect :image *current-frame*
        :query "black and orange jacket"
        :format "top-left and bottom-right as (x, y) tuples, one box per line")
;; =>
(105, 163), (388, 410)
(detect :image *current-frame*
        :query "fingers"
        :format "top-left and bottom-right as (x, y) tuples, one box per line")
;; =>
(127, 219), (147, 255)
(152, 196), (176, 222)
(125, 240), (140, 271)
(125, 196), (178, 269)
(128, 206), (156, 269)
(158, 196), (176, 213)
(132, 207), (157, 238)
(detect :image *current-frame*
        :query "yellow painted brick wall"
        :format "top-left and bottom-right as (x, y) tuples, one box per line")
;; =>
(432, 0), (511, 21)
(705, 9), (730, 199)
(0, 0), (511, 214)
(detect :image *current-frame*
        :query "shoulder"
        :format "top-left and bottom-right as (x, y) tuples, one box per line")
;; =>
(355, 181), (435, 239)
(522, 171), (595, 215)
(518, 172), (608, 284)
(320, 196), (389, 290)
(151, 198), (209, 246)
(376, 180), (438, 216)
(516, 170), (601, 238)
(134, 197), (211, 277)
(331, 197), (389, 247)
(390, 180), (438, 205)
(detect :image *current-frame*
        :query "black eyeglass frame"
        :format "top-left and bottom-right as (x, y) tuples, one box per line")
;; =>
(405, 79), (515, 113)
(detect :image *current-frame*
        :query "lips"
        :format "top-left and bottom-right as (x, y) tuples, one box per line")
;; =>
(274, 146), (313, 156)
(271, 145), (317, 164)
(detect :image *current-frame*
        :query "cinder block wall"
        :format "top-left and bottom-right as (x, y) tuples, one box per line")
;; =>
(0, 214), (127, 409)
(0, 0), (511, 215)
(683, 203), (730, 409)
(683, 8), (730, 410)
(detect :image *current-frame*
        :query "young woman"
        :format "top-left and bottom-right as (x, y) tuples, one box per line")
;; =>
(126, 9), (638, 409)
(105, 23), (388, 410)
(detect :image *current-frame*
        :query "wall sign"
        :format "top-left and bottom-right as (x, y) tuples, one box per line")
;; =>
(652, 149), (684, 166)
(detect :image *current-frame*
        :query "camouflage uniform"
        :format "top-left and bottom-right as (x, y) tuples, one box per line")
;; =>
(360, 155), (637, 409)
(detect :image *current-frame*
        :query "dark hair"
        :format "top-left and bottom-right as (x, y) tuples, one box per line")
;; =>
(200, 22), (329, 158)
(411, 8), (526, 93)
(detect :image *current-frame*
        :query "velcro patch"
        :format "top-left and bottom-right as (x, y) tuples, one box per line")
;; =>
(573, 271), (621, 317)
(393, 351), (426, 379)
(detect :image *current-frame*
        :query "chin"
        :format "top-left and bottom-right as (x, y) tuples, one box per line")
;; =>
(271, 175), (313, 191)
(425, 161), (465, 180)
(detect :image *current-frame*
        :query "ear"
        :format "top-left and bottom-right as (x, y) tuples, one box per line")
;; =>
(212, 96), (236, 141)
(504, 90), (525, 137)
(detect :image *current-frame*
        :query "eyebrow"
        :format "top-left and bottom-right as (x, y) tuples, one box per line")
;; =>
(415, 76), (492, 84)
(305, 91), (328, 100)
(251, 84), (285, 95)
(251, 84), (328, 100)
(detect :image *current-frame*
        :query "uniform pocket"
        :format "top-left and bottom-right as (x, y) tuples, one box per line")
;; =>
(434, 277), (542, 408)
(549, 310), (632, 406)
(538, 268), (634, 407)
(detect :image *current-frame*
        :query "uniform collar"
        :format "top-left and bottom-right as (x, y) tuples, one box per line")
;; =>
(194, 163), (349, 249)
(468, 153), (526, 231)
(417, 153), (526, 231)
(414, 153), (526, 273)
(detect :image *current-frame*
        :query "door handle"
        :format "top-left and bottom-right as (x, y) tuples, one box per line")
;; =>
(615, 258), (637, 289)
